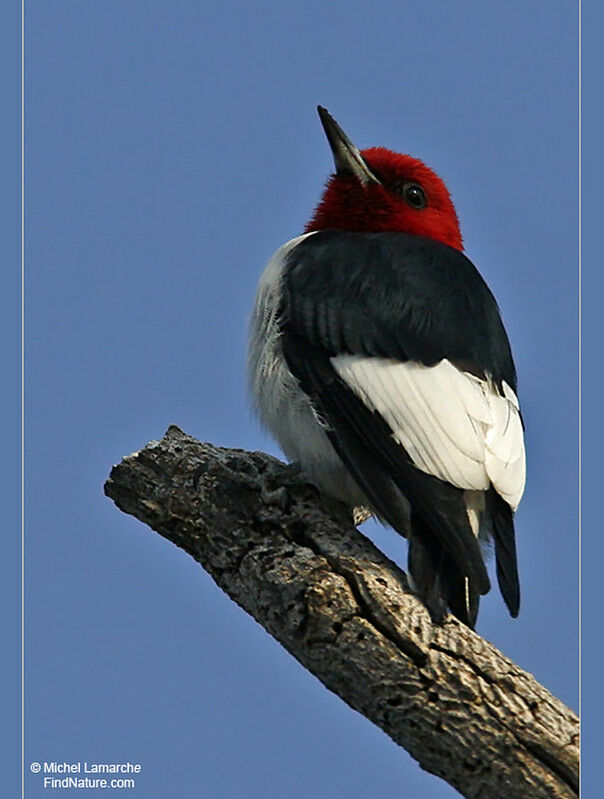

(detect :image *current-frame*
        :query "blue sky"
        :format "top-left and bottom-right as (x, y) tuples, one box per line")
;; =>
(8, 1), (583, 796)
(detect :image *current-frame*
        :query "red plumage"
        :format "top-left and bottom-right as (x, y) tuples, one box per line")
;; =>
(306, 147), (463, 252)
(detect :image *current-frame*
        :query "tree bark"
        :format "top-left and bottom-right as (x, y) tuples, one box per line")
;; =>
(104, 425), (578, 799)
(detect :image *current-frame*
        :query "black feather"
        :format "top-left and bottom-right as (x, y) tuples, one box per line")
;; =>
(284, 231), (517, 392)
(408, 519), (480, 629)
(487, 488), (520, 617)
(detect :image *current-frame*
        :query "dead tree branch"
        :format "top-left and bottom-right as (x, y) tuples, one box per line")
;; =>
(104, 425), (578, 799)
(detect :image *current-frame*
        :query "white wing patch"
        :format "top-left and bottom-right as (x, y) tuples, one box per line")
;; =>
(331, 356), (526, 510)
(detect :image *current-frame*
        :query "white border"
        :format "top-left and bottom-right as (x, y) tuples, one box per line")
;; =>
(21, 0), (25, 795)
(577, 0), (582, 791)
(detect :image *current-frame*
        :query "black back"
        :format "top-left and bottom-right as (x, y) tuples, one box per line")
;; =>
(284, 231), (516, 391)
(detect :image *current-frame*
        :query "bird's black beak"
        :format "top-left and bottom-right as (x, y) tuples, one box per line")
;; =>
(317, 106), (380, 185)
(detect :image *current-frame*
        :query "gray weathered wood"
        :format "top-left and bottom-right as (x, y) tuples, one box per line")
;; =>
(104, 425), (579, 799)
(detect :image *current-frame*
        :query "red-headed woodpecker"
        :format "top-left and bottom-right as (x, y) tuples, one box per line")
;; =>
(249, 107), (525, 629)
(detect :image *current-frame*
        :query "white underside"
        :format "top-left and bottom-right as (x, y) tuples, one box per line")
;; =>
(248, 235), (526, 535)
(248, 234), (368, 507)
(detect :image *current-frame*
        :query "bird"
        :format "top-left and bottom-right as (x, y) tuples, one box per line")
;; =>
(248, 106), (525, 629)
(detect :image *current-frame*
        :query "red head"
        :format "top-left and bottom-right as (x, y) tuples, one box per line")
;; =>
(306, 107), (463, 252)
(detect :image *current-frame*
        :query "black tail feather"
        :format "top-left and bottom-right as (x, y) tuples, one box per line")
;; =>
(408, 516), (480, 629)
(487, 488), (520, 617)
(445, 567), (480, 630)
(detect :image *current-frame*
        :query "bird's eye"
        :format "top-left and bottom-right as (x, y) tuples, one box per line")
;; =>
(401, 182), (427, 209)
